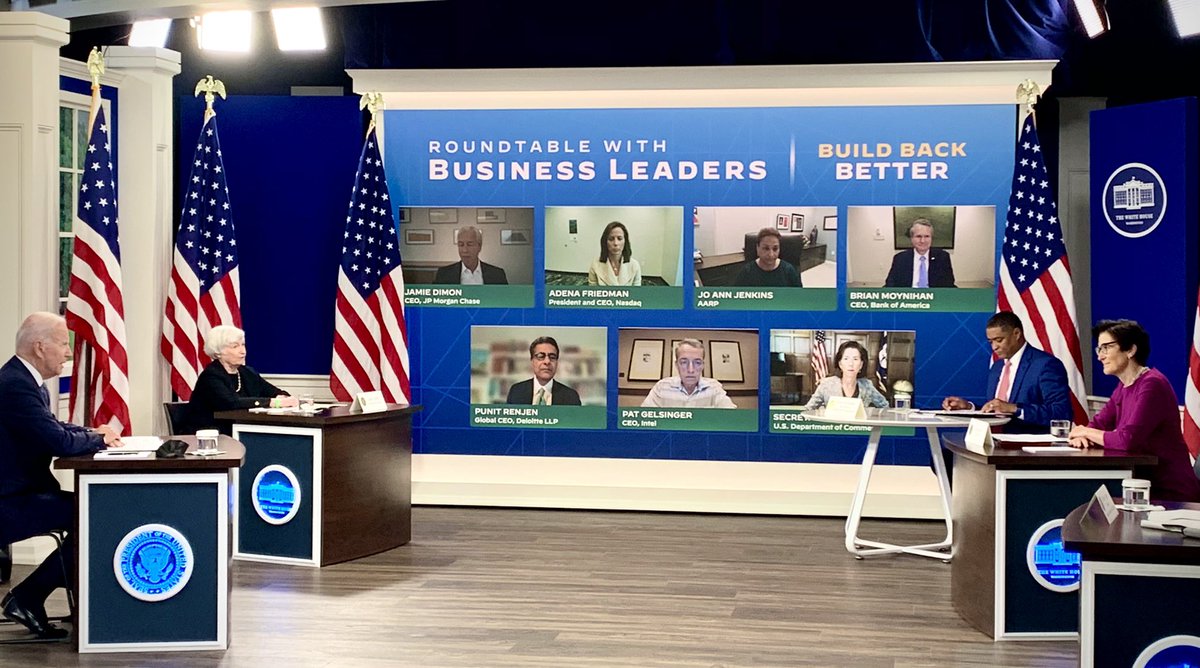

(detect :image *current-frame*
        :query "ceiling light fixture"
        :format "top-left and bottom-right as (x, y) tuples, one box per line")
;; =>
(1166, 0), (1200, 38)
(129, 18), (172, 48)
(1072, 0), (1109, 38)
(198, 11), (253, 53)
(271, 7), (327, 52)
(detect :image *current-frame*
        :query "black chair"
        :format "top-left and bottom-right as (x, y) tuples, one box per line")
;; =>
(163, 401), (191, 436)
(0, 530), (74, 644)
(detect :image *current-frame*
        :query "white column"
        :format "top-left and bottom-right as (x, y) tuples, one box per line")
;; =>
(0, 12), (69, 354)
(104, 46), (181, 434)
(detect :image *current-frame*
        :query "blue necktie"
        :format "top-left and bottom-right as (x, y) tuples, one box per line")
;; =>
(39, 385), (51, 409)
(917, 255), (928, 288)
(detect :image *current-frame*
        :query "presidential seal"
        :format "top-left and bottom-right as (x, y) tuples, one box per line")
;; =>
(1025, 519), (1081, 593)
(113, 523), (194, 602)
(252, 465), (302, 525)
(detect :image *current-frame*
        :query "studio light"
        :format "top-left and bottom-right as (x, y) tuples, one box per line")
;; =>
(1072, 0), (1109, 38)
(271, 7), (327, 51)
(1166, 0), (1200, 38)
(129, 19), (172, 48)
(197, 11), (252, 53)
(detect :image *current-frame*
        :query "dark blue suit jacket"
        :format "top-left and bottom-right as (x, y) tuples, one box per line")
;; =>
(984, 345), (1073, 433)
(0, 355), (103, 498)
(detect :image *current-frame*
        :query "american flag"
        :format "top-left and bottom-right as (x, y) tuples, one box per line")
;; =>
(161, 116), (241, 400)
(330, 127), (410, 403)
(997, 114), (1088, 423)
(1183, 288), (1200, 457)
(811, 330), (829, 382)
(65, 103), (131, 435)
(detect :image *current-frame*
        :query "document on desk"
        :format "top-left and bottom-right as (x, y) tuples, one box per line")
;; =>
(934, 410), (1008, 418)
(114, 436), (164, 452)
(1020, 446), (1077, 453)
(94, 450), (154, 460)
(1142, 510), (1200, 538)
(993, 434), (1069, 443)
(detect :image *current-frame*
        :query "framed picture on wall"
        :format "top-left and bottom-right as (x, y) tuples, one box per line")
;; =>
(823, 215), (838, 230)
(775, 214), (789, 231)
(709, 341), (744, 383)
(477, 208), (506, 223)
(429, 208), (458, 224)
(790, 214), (805, 232)
(500, 229), (530, 245)
(628, 339), (665, 382)
(404, 229), (434, 245)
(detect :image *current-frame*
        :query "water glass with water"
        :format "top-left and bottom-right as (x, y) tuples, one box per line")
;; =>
(893, 395), (911, 413)
(1050, 420), (1071, 439)
(300, 393), (315, 412)
(1122, 478), (1151, 509)
(196, 429), (219, 456)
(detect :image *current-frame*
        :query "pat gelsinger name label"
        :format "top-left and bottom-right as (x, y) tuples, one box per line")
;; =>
(405, 285), (533, 309)
(695, 287), (836, 311)
(846, 288), (993, 313)
(471, 405), (605, 430)
(618, 407), (757, 432)
(545, 286), (682, 310)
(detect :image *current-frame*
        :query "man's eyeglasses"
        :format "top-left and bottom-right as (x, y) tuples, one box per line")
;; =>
(532, 352), (559, 361)
(1095, 342), (1120, 356)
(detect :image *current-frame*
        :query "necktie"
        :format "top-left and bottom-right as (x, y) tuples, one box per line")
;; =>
(534, 388), (546, 405)
(39, 384), (51, 409)
(995, 360), (1012, 402)
(917, 255), (928, 288)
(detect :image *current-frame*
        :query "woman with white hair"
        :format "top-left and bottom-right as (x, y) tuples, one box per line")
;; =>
(185, 325), (297, 434)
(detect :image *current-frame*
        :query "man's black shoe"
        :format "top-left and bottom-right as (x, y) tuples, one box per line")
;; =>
(2, 591), (67, 639)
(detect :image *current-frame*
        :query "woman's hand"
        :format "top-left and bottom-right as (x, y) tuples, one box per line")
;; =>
(273, 395), (299, 409)
(1068, 424), (1101, 449)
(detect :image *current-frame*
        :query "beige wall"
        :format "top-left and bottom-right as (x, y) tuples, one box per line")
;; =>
(544, 206), (683, 285)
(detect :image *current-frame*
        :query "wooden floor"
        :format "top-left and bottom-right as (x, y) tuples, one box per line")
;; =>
(2, 506), (1078, 667)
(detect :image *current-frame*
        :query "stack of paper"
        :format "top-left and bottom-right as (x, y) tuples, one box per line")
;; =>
(1142, 509), (1200, 538)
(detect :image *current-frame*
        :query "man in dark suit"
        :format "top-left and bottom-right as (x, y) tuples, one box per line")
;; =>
(0, 312), (119, 638)
(883, 218), (956, 288)
(942, 311), (1073, 433)
(505, 336), (582, 406)
(433, 226), (509, 285)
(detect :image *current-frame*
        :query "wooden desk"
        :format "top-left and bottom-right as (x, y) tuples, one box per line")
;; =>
(1064, 500), (1200, 667)
(216, 404), (419, 567)
(943, 435), (1155, 640)
(56, 436), (244, 653)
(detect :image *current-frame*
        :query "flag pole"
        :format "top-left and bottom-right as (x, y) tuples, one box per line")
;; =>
(76, 47), (105, 426)
(194, 75), (227, 123)
(360, 91), (384, 137)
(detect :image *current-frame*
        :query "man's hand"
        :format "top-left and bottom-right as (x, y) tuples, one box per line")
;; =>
(980, 399), (1017, 414)
(94, 424), (122, 447)
(941, 396), (972, 411)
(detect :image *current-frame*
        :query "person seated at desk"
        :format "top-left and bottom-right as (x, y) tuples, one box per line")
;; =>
(1068, 320), (1200, 502)
(734, 228), (802, 287)
(884, 218), (956, 288)
(588, 221), (642, 286)
(505, 336), (582, 406)
(0, 312), (121, 639)
(942, 311), (1072, 433)
(433, 226), (509, 285)
(804, 341), (888, 410)
(642, 339), (736, 409)
(186, 325), (297, 435)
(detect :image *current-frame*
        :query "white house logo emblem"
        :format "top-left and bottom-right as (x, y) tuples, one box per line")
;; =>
(252, 465), (302, 525)
(1132, 634), (1200, 668)
(113, 524), (193, 602)
(1103, 162), (1167, 238)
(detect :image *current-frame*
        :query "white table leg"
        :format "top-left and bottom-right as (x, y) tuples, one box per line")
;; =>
(844, 425), (953, 561)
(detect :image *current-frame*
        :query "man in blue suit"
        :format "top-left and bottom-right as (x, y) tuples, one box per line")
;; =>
(0, 312), (119, 638)
(942, 311), (1073, 433)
